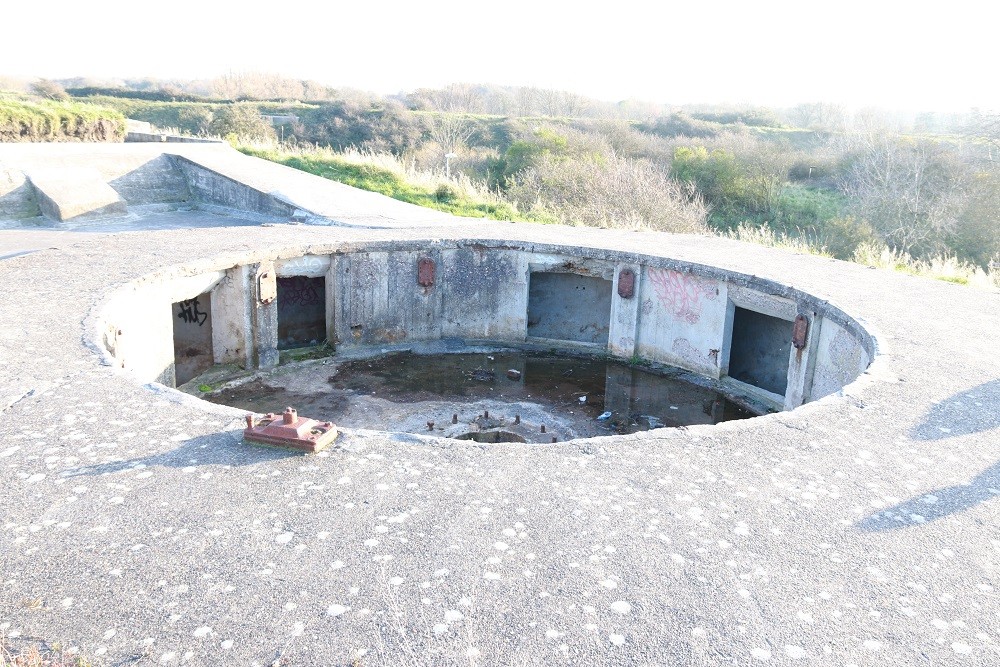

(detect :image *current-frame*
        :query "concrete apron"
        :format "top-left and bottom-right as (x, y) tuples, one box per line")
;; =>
(1, 222), (998, 666)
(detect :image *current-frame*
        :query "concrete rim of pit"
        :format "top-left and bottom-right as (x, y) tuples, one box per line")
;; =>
(86, 236), (889, 443)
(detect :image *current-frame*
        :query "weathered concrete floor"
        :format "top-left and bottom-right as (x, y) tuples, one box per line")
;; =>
(1, 222), (998, 666)
(0, 210), (264, 259)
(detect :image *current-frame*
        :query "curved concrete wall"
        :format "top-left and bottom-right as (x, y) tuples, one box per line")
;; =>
(93, 239), (875, 415)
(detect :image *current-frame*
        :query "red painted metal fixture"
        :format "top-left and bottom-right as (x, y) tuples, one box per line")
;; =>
(617, 269), (635, 299)
(792, 315), (810, 350)
(417, 257), (435, 287)
(243, 407), (338, 453)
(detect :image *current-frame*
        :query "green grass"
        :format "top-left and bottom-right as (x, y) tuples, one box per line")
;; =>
(0, 97), (125, 142)
(725, 224), (999, 289)
(725, 222), (833, 257)
(241, 144), (553, 223)
(279, 344), (335, 364)
(852, 243), (999, 289)
(71, 96), (316, 135)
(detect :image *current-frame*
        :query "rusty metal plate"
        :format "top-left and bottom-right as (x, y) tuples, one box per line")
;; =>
(792, 314), (809, 350)
(617, 269), (635, 299)
(243, 407), (338, 453)
(417, 257), (435, 287)
(256, 262), (277, 304)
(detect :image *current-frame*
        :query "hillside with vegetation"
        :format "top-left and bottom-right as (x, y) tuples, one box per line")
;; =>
(0, 82), (125, 142)
(2, 74), (997, 286)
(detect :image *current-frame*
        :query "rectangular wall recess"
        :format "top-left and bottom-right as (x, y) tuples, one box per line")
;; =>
(527, 272), (612, 345)
(172, 292), (214, 386)
(727, 306), (793, 396)
(277, 276), (326, 349)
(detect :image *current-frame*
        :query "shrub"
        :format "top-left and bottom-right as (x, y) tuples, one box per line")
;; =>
(640, 112), (726, 138)
(207, 102), (275, 143)
(434, 183), (460, 203)
(295, 99), (426, 153)
(671, 145), (743, 222)
(507, 153), (708, 233)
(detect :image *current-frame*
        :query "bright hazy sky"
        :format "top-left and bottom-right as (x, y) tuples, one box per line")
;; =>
(3, 0), (994, 112)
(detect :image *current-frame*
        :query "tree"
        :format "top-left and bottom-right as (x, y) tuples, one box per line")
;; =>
(727, 134), (791, 218)
(428, 115), (475, 154)
(966, 109), (1000, 162)
(785, 102), (845, 131)
(839, 132), (970, 256)
(952, 166), (1000, 267)
(30, 79), (68, 101)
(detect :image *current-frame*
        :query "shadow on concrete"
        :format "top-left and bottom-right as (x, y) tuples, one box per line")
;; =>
(910, 379), (1000, 441)
(857, 460), (1000, 532)
(61, 430), (299, 478)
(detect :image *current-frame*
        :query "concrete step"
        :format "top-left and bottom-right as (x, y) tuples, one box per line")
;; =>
(27, 167), (128, 222)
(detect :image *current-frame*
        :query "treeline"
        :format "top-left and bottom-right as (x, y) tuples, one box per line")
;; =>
(6, 74), (995, 267)
(13, 73), (976, 132)
(82, 88), (996, 266)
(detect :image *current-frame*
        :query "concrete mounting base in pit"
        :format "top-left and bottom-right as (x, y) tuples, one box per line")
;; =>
(0, 145), (998, 667)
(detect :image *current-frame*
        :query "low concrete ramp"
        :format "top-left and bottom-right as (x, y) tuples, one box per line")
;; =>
(0, 169), (40, 219)
(1, 143), (471, 228)
(27, 167), (128, 222)
(171, 146), (464, 228)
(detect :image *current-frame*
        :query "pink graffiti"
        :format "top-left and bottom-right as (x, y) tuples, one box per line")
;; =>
(647, 268), (718, 324)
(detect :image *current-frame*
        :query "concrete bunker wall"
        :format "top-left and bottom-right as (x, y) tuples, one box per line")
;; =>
(93, 242), (874, 412)
(0, 145), (297, 224)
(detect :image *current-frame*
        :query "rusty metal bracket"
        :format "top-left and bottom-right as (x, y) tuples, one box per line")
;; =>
(417, 257), (435, 287)
(617, 269), (635, 299)
(256, 262), (277, 305)
(792, 314), (809, 350)
(243, 407), (338, 453)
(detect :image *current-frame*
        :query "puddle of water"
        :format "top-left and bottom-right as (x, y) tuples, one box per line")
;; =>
(207, 351), (755, 441)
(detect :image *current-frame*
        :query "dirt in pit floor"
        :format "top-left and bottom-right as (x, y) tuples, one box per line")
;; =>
(206, 351), (756, 439)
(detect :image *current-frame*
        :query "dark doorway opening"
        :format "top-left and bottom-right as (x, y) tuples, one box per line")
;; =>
(728, 306), (792, 396)
(173, 292), (213, 385)
(277, 276), (326, 350)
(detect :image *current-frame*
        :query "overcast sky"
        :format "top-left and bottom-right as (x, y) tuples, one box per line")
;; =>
(3, 0), (994, 112)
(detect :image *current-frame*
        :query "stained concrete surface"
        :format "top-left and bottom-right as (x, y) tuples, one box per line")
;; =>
(0, 157), (998, 665)
(202, 349), (751, 441)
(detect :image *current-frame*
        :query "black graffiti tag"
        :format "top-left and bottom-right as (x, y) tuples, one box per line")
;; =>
(177, 298), (208, 326)
(282, 277), (322, 307)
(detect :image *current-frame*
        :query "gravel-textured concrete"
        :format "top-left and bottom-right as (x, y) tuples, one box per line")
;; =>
(1, 216), (998, 664)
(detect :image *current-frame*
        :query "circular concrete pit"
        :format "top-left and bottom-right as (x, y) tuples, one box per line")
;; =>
(93, 240), (875, 435)
(1, 144), (998, 666)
